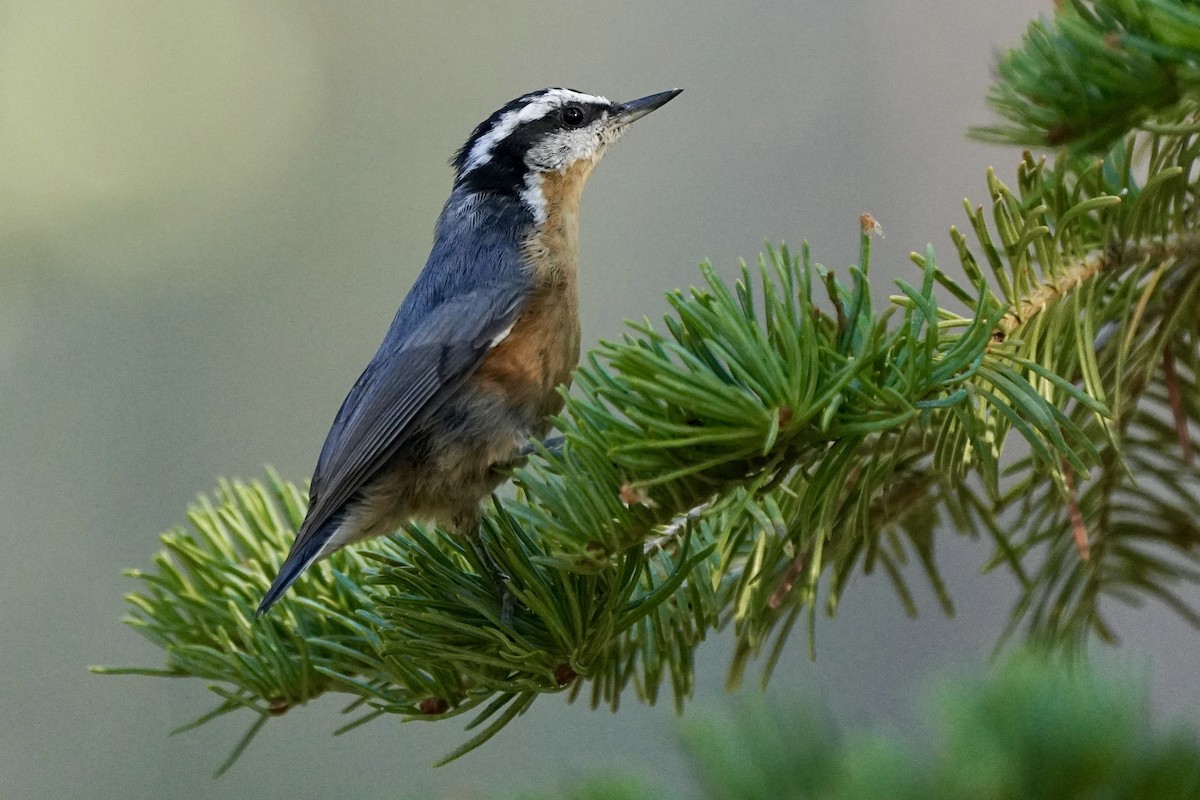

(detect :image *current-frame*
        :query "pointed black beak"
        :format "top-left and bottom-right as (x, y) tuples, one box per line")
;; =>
(611, 89), (683, 124)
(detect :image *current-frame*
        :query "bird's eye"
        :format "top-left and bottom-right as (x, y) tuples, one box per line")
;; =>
(561, 105), (586, 127)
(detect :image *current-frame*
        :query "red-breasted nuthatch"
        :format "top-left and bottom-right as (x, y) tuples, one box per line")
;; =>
(257, 87), (681, 615)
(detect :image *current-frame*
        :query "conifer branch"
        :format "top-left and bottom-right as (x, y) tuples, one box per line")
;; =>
(972, 0), (1200, 153)
(95, 0), (1200, 773)
(997, 249), (1106, 336)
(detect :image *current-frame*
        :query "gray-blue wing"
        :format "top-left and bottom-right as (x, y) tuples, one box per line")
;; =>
(294, 283), (526, 553)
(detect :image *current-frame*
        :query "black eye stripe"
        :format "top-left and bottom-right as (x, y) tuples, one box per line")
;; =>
(454, 95), (615, 198)
(454, 91), (615, 177)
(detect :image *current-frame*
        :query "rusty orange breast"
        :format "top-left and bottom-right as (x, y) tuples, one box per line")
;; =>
(474, 282), (580, 422)
(473, 156), (598, 424)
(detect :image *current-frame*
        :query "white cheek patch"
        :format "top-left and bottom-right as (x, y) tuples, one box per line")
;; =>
(524, 125), (603, 172)
(463, 89), (610, 174)
(519, 121), (624, 223)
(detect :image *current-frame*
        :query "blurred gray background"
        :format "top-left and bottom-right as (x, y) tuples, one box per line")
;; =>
(3, 1), (1197, 798)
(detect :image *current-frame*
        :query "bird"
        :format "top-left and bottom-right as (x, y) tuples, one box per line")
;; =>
(256, 86), (682, 616)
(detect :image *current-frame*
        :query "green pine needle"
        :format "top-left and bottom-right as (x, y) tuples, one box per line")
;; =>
(97, 3), (1200, 771)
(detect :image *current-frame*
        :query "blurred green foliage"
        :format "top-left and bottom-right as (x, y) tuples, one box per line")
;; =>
(521, 653), (1200, 799)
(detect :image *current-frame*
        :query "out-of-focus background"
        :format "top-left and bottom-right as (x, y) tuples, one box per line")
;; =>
(3, 2), (1196, 798)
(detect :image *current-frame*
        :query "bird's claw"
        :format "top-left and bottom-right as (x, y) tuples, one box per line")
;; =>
(470, 538), (517, 627)
(518, 435), (564, 458)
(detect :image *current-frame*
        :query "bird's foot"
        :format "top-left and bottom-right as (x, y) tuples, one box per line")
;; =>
(499, 589), (515, 628)
(469, 537), (516, 627)
(518, 435), (564, 458)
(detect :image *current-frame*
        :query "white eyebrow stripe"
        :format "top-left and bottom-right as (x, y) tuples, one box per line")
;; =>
(463, 89), (610, 174)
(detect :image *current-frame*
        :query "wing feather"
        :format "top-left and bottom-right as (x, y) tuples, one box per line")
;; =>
(291, 283), (526, 553)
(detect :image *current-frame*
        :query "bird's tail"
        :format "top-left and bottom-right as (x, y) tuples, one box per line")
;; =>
(255, 517), (338, 617)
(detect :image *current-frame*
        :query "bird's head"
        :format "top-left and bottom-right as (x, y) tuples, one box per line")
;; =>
(452, 87), (681, 222)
